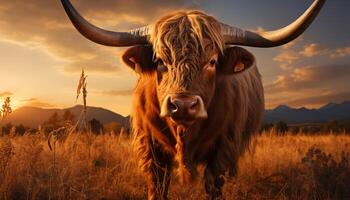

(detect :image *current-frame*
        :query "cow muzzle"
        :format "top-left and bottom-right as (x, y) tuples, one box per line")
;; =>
(160, 94), (208, 125)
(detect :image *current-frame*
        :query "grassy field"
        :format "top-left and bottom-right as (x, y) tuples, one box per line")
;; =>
(0, 131), (350, 200)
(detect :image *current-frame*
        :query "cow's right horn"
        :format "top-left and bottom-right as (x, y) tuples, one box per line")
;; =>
(61, 0), (151, 47)
(221, 0), (326, 47)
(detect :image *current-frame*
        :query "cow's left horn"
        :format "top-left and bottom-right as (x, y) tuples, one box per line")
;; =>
(221, 0), (326, 47)
(61, 0), (150, 46)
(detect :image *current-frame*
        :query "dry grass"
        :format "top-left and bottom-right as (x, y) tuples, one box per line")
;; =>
(0, 131), (350, 200)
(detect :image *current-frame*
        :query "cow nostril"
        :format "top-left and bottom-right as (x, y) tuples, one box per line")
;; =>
(189, 99), (198, 111)
(168, 99), (178, 113)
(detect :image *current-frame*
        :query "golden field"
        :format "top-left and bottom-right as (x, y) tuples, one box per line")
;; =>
(1, 131), (350, 200)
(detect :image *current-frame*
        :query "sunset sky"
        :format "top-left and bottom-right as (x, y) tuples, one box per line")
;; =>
(0, 0), (349, 116)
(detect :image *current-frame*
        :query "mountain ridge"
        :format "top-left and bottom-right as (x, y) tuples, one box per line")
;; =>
(264, 101), (350, 124)
(3, 105), (129, 128)
(3, 101), (350, 127)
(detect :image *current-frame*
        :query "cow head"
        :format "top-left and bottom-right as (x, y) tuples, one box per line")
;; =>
(122, 11), (256, 126)
(61, 0), (326, 126)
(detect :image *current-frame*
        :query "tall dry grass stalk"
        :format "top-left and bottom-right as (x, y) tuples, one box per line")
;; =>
(76, 69), (89, 133)
(0, 96), (12, 136)
(0, 130), (350, 199)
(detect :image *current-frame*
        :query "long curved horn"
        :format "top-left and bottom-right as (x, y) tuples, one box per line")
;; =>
(61, 0), (150, 47)
(222, 0), (326, 47)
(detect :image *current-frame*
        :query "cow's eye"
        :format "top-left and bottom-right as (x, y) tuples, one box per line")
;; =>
(157, 59), (164, 65)
(210, 59), (217, 66)
(157, 59), (168, 73)
(205, 59), (217, 70)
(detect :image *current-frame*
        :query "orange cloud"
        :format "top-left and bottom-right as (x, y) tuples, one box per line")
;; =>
(273, 50), (300, 64)
(0, 0), (195, 75)
(92, 89), (134, 97)
(330, 47), (350, 59)
(273, 38), (303, 70)
(281, 36), (303, 50)
(267, 39), (350, 108)
(0, 91), (13, 97)
(299, 43), (328, 57)
(21, 98), (57, 108)
(273, 50), (300, 70)
(265, 65), (350, 94)
(273, 42), (348, 70)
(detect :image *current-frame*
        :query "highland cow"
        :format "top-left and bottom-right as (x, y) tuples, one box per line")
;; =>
(61, 0), (326, 199)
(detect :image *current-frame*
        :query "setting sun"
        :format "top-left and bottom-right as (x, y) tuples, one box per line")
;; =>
(2, 98), (19, 110)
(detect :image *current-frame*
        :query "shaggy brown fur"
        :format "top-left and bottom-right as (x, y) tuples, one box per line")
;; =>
(122, 11), (264, 200)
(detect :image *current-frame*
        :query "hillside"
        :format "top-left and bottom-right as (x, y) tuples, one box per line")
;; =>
(264, 101), (350, 124)
(3, 105), (128, 128)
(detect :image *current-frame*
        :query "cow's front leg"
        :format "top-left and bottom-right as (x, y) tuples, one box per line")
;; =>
(203, 137), (238, 200)
(146, 159), (171, 200)
(204, 166), (225, 200)
(138, 137), (172, 200)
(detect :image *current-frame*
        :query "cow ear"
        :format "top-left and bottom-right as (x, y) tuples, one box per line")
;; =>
(219, 46), (256, 74)
(122, 45), (156, 74)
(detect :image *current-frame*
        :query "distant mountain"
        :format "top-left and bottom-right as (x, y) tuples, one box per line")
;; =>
(3, 105), (129, 128)
(264, 101), (350, 124)
(4, 101), (350, 128)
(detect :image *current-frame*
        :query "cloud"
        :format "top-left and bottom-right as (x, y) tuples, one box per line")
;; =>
(0, 91), (13, 97)
(265, 64), (350, 94)
(273, 50), (300, 70)
(274, 42), (350, 70)
(268, 41), (350, 108)
(281, 36), (303, 50)
(330, 47), (350, 59)
(21, 98), (57, 108)
(273, 50), (300, 64)
(299, 43), (328, 57)
(62, 59), (119, 74)
(93, 89), (134, 97)
(273, 38), (303, 70)
(0, 0), (197, 74)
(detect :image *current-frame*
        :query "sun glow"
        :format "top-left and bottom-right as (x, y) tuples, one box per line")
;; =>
(0, 98), (20, 111)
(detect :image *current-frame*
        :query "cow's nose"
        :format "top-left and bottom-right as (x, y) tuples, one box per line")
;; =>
(168, 95), (199, 117)
(164, 94), (207, 123)
(160, 94), (208, 121)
